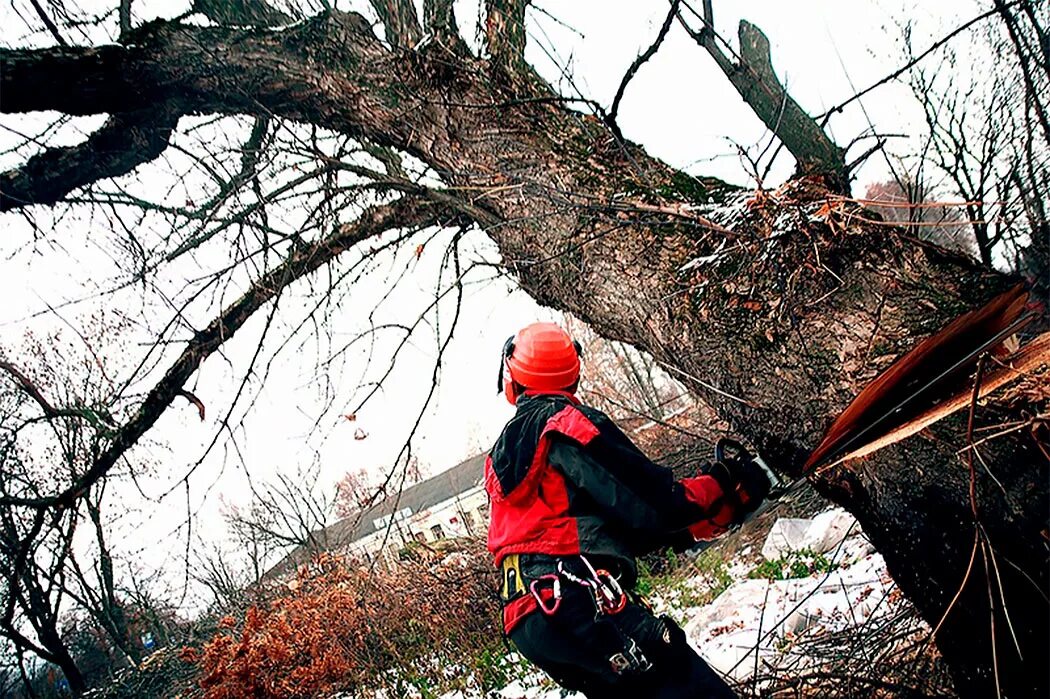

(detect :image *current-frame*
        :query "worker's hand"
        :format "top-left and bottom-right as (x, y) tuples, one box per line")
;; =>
(685, 456), (772, 541)
(704, 457), (771, 514)
(731, 458), (773, 517)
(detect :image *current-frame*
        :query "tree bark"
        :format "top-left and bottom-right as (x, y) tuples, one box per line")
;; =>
(1, 10), (1046, 697)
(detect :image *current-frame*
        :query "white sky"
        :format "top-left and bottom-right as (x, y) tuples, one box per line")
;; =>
(0, 0), (996, 605)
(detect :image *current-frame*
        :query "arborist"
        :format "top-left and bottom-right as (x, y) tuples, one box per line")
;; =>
(486, 322), (772, 698)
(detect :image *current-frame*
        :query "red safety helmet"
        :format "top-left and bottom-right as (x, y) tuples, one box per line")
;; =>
(497, 323), (582, 405)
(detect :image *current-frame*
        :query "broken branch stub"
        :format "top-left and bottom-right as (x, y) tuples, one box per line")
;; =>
(692, 16), (847, 190)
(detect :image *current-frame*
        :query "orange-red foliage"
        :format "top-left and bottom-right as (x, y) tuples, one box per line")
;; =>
(185, 548), (501, 698)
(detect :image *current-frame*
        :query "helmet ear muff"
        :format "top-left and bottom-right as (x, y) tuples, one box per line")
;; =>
(497, 336), (518, 403)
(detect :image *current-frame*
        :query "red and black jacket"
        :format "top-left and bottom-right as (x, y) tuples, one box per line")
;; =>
(485, 392), (728, 581)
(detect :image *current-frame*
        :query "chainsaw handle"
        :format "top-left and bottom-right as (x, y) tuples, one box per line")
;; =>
(715, 437), (788, 499)
(714, 437), (748, 464)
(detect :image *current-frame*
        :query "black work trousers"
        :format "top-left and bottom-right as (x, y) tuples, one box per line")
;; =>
(508, 583), (737, 699)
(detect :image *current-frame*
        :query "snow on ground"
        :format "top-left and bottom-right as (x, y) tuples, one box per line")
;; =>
(442, 508), (903, 698)
(445, 680), (567, 699)
(683, 515), (894, 684)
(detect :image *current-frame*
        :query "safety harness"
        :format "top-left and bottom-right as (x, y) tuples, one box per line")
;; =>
(501, 553), (629, 629)
(501, 553), (655, 676)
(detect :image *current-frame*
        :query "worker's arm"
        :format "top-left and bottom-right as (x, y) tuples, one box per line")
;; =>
(546, 416), (726, 544)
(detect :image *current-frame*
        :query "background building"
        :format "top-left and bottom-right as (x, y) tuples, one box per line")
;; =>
(267, 454), (487, 577)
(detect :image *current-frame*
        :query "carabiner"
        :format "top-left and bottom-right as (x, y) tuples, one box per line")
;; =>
(530, 574), (562, 615)
(594, 569), (627, 614)
(557, 560), (594, 589)
(579, 555), (627, 615)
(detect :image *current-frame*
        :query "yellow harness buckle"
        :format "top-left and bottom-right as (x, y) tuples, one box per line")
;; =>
(500, 554), (525, 600)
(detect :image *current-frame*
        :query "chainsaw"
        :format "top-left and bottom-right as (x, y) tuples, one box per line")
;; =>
(711, 437), (793, 529)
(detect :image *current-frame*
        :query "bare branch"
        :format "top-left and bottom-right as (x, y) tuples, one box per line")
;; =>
(0, 196), (457, 510)
(183, 115), (270, 221)
(607, 0), (680, 138)
(177, 389), (206, 421)
(370, 0), (422, 48)
(0, 107), (179, 212)
(119, 0), (134, 39)
(817, 3), (1012, 122)
(995, 0), (1050, 143)
(27, 0), (68, 47)
(0, 13), (459, 198)
(0, 361), (58, 417)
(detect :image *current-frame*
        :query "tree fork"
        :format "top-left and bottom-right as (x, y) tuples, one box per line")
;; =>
(682, 4), (847, 189)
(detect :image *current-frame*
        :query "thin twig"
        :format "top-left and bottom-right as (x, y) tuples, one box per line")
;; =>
(0, 360), (57, 416)
(980, 538), (1002, 699)
(607, 0), (681, 137)
(929, 528), (979, 642)
(817, 2), (1018, 121)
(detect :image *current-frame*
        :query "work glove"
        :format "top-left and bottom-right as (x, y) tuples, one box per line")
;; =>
(685, 456), (772, 541)
(704, 456), (771, 518)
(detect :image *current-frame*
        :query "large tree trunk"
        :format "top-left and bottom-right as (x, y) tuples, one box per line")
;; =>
(1, 9), (1046, 697)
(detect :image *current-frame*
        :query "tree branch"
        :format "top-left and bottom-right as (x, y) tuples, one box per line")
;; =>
(682, 9), (846, 188)
(0, 196), (458, 510)
(607, 0), (680, 139)
(995, 0), (1050, 144)
(370, 0), (423, 48)
(0, 510), (49, 660)
(119, 0), (134, 39)
(27, 0), (68, 47)
(816, 3), (1014, 123)
(0, 361), (58, 417)
(186, 115), (270, 219)
(0, 13), (458, 190)
(1, 107), (179, 212)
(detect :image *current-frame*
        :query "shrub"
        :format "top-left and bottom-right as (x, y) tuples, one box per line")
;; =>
(749, 549), (833, 581)
(183, 543), (505, 698)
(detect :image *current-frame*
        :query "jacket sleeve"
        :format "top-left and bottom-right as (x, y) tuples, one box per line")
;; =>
(546, 424), (725, 546)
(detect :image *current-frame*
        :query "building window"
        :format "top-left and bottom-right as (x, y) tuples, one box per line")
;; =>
(413, 531), (426, 543)
(430, 524), (444, 540)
